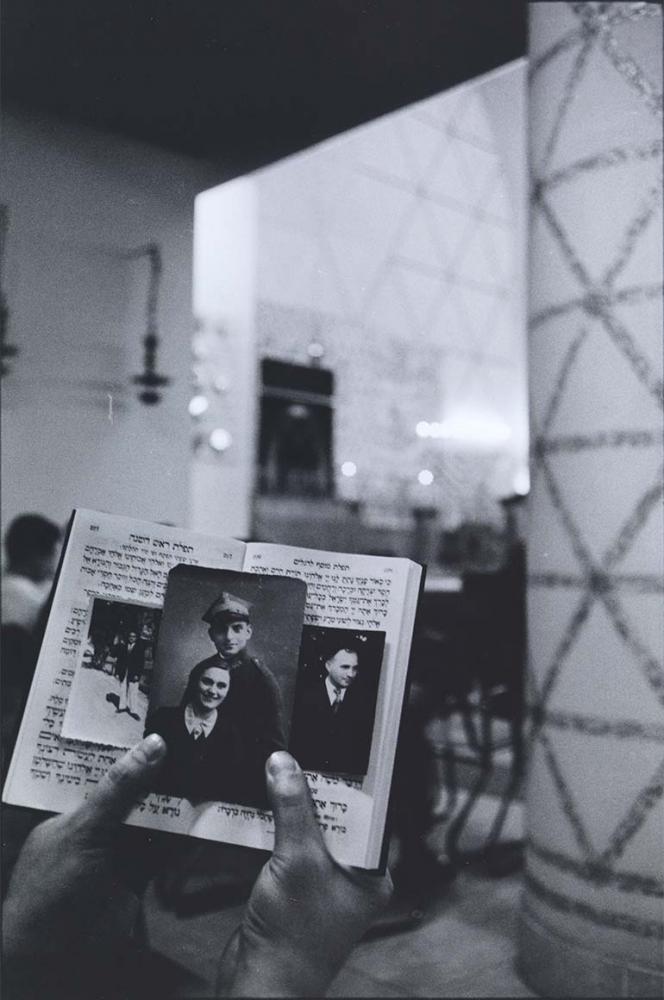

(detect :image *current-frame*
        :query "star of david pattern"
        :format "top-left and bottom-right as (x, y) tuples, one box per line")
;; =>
(254, 71), (527, 524)
(525, 1), (663, 946)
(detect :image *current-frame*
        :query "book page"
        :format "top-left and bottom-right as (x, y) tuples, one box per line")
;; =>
(241, 543), (421, 868)
(4, 518), (420, 869)
(2, 509), (245, 821)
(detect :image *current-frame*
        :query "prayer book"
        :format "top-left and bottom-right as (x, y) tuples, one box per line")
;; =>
(3, 508), (423, 870)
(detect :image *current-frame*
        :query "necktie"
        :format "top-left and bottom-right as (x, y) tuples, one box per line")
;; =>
(192, 724), (206, 740)
(332, 691), (342, 714)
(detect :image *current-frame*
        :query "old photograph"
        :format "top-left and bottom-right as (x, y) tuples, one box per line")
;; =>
(62, 599), (161, 747)
(5, 1), (660, 995)
(145, 564), (307, 807)
(288, 625), (386, 777)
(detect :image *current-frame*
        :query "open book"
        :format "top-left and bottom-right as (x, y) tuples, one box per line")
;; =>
(3, 508), (423, 870)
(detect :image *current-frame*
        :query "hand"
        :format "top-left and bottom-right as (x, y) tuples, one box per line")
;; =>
(217, 752), (392, 998)
(3, 734), (166, 995)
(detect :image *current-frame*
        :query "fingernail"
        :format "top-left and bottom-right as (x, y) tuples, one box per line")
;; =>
(141, 733), (166, 761)
(267, 751), (298, 778)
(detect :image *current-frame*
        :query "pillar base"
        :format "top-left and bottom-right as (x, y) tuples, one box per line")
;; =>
(518, 903), (663, 999)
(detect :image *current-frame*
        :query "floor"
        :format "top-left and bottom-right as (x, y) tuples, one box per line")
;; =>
(143, 792), (536, 998)
(328, 869), (533, 998)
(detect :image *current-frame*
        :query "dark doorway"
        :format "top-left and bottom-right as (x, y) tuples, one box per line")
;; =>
(258, 359), (334, 498)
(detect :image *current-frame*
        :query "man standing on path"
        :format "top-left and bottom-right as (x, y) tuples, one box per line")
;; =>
(112, 628), (146, 720)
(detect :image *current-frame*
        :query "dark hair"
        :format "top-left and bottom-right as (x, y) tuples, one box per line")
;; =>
(324, 644), (361, 666)
(180, 659), (231, 708)
(5, 514), (61, 566)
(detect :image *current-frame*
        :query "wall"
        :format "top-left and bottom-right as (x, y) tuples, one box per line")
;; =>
(3, 63), (527, 546)
(251, 60), (528, 530)
(1, 110), (221, 532)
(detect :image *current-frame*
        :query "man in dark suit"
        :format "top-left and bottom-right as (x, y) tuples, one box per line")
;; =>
(112, 628), (146, 719)
(289, 643), (376, 776)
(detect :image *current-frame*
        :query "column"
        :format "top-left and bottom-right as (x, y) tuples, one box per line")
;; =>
(190, 178), (258, 539)
(520, 3), (663, 997)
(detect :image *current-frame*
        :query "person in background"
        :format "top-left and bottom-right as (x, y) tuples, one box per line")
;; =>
(1, 513), (62, 776)
(1, 513), (61, 632)
(2, 739), (391, 998)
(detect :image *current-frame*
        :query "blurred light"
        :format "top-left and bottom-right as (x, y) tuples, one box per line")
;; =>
(209, 428), (232, 452)
(307, 341), (325, 360)
(188, 395), (209, 417)
(418, 469), (434, 486)
(287, 403), (309, 419)
(435, 415), (511, 446)
(513, 466), (530, 495)
(341, 461), (357, 477)
(212, 374), (229, 393)
(416, 418), (510, 444)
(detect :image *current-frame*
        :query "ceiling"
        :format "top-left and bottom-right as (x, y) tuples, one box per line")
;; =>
(3, 0), (527, 178)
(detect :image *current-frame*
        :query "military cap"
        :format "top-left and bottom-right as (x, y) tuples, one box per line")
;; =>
(202, 591), (252, 624)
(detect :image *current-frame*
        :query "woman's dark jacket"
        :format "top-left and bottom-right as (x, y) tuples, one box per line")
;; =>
(145, 704), (266, 807)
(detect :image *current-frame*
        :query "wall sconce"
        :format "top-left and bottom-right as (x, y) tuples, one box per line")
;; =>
(209, 427), (232, 452)
(307, 340), (325, 366)
(0, 205), (19, 377)
(128, 242), (170, 404)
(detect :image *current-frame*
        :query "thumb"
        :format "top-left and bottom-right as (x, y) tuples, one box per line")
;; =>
(266, 751), (325, 861)
(76, 733), (166, 835)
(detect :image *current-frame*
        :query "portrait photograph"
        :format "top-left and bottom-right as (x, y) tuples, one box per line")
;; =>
(62, 599), (161, 747)
(146, 564), (307, 808)
(288, 625), (386, 778)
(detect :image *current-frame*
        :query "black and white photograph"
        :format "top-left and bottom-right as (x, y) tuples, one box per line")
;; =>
(3, 1), (662, 996)
(288, 625), (385, 777)
(145, 564), (307, 807)
(62, 599), (161, 747)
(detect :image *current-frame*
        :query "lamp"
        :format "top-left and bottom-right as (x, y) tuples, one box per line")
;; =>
(0, 205), (18, 377)
(128, 242), (170, 404)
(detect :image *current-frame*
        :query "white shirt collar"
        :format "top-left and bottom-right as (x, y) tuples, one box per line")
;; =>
(184, 703), (217, 738)
(325, 676), (346, 706)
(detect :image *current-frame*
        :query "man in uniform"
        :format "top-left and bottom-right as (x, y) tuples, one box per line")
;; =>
(197, 591), (286, 805)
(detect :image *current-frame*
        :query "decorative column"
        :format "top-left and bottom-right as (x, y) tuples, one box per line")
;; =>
(519, 3), (663, 998)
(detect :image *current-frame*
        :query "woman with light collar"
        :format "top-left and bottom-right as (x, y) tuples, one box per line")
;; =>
(145, 659), (248, 804)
